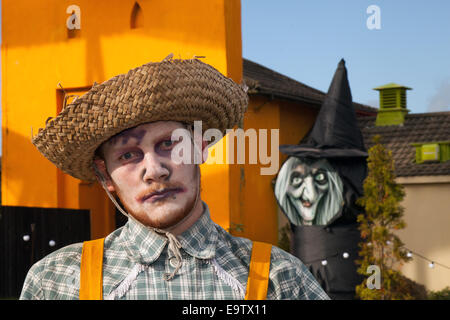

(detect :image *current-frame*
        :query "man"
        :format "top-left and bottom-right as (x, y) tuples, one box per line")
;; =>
(20, 56), (329, 300)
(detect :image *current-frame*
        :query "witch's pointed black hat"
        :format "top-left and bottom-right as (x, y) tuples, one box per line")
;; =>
(280, 59), (368, 159)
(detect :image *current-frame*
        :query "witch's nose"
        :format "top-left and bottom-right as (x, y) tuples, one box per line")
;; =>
(302, 176), (317, 202)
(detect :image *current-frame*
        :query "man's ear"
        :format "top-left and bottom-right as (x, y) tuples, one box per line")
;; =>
(93, 158), (116, 192)
(201, 139), (209, 164)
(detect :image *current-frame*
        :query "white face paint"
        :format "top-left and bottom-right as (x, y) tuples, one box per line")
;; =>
(94, 121), (204, 231)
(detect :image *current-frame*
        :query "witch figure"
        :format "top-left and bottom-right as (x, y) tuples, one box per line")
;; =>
(274, 59), (367, 300)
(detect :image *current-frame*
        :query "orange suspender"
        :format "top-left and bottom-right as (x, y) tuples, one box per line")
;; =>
(79, 238), (104, 300)
(79, 239), (272, 300)
(244, 241), (272, 300)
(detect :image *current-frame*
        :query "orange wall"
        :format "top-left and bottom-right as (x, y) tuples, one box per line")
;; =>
(2, 0), (317, 243)
(279, 100), (318, 158)
(2, 0), (243, 238)
(239, 96), (280, 244)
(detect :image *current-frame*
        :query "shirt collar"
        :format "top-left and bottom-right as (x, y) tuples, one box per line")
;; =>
(177, 201), (217, 260)
(121, 201), (217, 264)
(121, 216), (168, 265)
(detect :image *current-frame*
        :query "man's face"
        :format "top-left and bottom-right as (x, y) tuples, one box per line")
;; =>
(94, 121), (203, 230)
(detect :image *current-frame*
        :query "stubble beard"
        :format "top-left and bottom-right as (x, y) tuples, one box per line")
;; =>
(114, 168), (199, 230)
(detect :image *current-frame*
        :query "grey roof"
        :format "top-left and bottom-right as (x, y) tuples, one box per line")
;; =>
(243, 58), (377, 116)
(242, 58), (449, 177)
(358, 112), (450, 177)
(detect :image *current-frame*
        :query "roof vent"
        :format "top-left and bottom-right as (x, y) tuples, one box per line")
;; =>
(373, 83), (411, 126)
(412, 142), (450, 163)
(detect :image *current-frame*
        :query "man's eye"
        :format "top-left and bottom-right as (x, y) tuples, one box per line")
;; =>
(159, 139), (176, 151)
(119, 152), (136, 161)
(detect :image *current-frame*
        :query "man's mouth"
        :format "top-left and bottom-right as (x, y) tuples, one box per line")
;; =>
(140, 188), (184, 203)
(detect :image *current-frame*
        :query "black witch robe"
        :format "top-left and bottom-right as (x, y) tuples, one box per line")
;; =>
(277, 59), (367, 300)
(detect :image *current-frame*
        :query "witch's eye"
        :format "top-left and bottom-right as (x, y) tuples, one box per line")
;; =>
(291, 175), (303, 187)
(314, 172), (327, 184)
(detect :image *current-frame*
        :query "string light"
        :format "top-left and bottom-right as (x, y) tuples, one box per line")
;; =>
(404, 248), (450, 271)
(309, 246), (450, 272)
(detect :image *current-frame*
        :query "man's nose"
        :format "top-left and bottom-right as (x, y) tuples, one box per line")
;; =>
(141, 152), (170, 182)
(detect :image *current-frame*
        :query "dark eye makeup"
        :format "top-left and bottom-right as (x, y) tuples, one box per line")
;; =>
(114, 134), (183, 163)
(314, 170), (327, 184)
(118, 149), (142, 162)
(290, 172), (304, 186)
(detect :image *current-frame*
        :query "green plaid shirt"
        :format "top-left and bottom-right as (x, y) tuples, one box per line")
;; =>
(20, 202), (329, 300)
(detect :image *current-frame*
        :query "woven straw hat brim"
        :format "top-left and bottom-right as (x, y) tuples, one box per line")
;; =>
(32, 58), (248, 182)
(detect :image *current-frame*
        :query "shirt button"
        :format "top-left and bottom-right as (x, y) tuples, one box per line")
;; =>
(169, 257), (180, 268)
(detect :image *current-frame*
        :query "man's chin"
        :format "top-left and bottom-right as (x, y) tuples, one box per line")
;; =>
(148, 218), (184, 230)
(139, 207), (187, 229)
(130, 198), (197, 230)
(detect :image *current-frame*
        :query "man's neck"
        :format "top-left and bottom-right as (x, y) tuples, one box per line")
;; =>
(163, 199), (205, 236)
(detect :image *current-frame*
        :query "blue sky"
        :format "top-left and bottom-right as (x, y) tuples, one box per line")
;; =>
(241, 0), (450, 114)
(1, 1), (449, 154)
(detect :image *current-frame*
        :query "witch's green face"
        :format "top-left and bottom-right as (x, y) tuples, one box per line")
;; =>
(286, 159), (330, 225)
(275, 157), (344, 226)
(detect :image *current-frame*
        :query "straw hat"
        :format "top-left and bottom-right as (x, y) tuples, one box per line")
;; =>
(32, 55), (249, 182)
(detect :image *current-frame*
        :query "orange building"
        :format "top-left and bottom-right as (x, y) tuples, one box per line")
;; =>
(1, 0), (244, 297)
(0, 0), (376, 297)
(1, 0), (244, 240)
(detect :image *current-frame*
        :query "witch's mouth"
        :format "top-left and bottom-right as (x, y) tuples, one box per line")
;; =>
(140, 188), (184, 203)
(302, 200), (313, 208)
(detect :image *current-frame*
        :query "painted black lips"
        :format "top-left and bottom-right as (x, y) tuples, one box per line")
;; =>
(141, 188), (184, 203)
